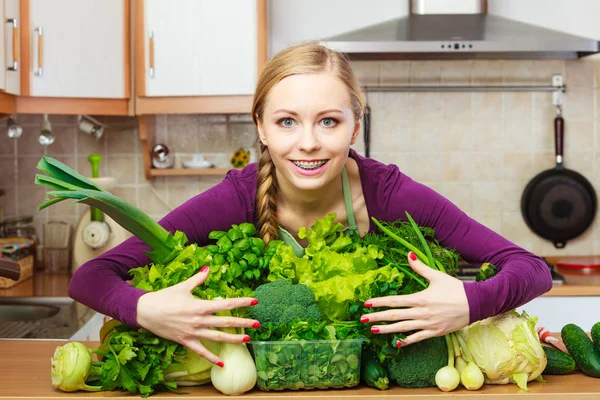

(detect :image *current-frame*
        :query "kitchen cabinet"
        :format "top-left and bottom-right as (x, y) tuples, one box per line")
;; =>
(24, 0), (128, 99)
(4, 0), (20, 95)
(141, 0), (257, 97)
(135, 0), (267, 115)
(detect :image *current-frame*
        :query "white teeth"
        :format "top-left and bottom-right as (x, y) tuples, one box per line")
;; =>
(292, 160), (327, 170)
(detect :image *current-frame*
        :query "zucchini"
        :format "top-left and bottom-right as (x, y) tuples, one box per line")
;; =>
(591, 322), (600, 354)
(361, 350), (389, 390)
(561, 323), (600, 378)
(542, 346), (575, 375)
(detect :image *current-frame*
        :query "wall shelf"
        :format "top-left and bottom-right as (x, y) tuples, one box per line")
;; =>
(149, 168), (232, 177)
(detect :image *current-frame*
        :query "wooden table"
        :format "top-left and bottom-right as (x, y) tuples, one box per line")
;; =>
(0, 340), (598, 399)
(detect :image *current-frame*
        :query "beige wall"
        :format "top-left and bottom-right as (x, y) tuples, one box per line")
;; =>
(0, 59), (599, 258)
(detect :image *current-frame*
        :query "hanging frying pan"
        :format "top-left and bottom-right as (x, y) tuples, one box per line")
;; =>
(521, 115), (597, 248)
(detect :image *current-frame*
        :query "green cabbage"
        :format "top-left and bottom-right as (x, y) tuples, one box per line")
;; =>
(458, 310), (547, 391)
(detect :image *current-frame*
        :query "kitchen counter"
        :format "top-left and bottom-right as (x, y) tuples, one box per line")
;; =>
(0, 272), (71, 297)
(0, 340), (598, 399)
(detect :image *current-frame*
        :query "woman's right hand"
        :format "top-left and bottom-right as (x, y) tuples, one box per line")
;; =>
(136, 266), (260, 366)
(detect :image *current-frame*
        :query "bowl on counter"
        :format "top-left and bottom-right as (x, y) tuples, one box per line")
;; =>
(554, 257), (600, 285)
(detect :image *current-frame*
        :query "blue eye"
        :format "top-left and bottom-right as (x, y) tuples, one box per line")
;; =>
(321, 118), (337, 127)
(279, 118), (295, 128)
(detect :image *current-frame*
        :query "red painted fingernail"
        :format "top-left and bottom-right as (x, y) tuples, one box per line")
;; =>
(217, 361), (224, 368)
(409, 251), (417, 261)
(242, 335), (251, 343)
(360, 316), (369, 323)
(364, 301), (372, 308)
(250, 299), (259, 306)
(370, 326), (380, 333)
(252, 321), (261, 328)
(396, 340), (403, 348)
(200, 266), (209, 273)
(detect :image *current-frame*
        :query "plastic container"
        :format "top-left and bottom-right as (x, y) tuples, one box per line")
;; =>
(555, 257), (600, 285)
(249, 339), (363, 391)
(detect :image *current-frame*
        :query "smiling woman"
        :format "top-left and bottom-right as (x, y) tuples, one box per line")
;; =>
(67, 42), (553, 365)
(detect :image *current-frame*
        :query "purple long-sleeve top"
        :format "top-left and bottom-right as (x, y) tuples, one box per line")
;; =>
(69, 149), (553, 327)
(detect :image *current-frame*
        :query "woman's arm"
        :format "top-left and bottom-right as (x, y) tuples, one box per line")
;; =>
(68, 171), (256, 327)
(376, 168), (553, 324)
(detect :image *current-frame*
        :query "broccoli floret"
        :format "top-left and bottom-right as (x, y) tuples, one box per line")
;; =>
(475, 262), (498, 282)
(249, 280), (321, 325)
(387, 336), (447, 388)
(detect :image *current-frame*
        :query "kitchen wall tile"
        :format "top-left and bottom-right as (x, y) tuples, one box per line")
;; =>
(440, 61), (472, 85)
(111, 186), (139, 208)
(472, 182), (503, 214)
(533, 152), (554, 174)
(78, 155), (107, 177)
(17, 127), (46, 156)
(437, 182), (472, 213)
(504, 152), (533, 181)
(411, 92), (443, 118)
(379, 61), (410, 86)
(168, 183), (202, 208)
(503, 61), (534, 85)
(0, 186), (16, 218)
(197, 122), (228, 153)
(17, 185), (47, 217)
(0, 158), (16, 187)
(107, 128), (138, 154)
(0, 139), (16, 155)
(531, 115), (554, 152)
(472, 60), (503, 86)
(532, 92), (555, 123)
(502, 180), (527, 212)
(106, 155), (138, 185)
(369, 92), (412, 121)
(504, 92), (533, 122)
(563, 120), (594, 150)
(168, 123), (199, 154)
(228, 123), (258, 149)
(138, 184), (170, 215)
(566, 60), (594, 88)
(46, 126), (76, 155)
(349, 61), (380, 86)
(453, 152), (503, 182)
(471, 92), (503, 120)
(78, 129), (107, 156)
(16, 114), (43, 125)
(198, 115), (228, 124)
(167, 114), (198, 125)
(562, 86), (594, 120)
(472, 119), (503, 150)
(501, 211), (534, 252)
(440, 119), (471, 151)
(563, 151), (594, 177)
(503, 119), (532, 152)
(409, 152), (446, 182)
(410, 61), (441, 86)
(532, 60), (565, 83)
(228, 114), (253, 123)
(370, 120), (411, 153)
(412, 119), (443, 151)
(18, 156), (47, 187)
(442, 93), (471, 120)
(370, 152), (412, 177)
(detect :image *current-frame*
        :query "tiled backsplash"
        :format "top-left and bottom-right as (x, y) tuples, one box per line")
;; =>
(0, 59), (599, 258)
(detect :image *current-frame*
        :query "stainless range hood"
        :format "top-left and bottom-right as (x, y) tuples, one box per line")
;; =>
(320, 0), (600, 60)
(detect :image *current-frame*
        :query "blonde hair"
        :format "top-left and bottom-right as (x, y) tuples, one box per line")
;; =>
(252, 42), (365, 243)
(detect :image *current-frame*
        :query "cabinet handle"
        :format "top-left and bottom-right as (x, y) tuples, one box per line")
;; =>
(35, 26), (43, 76)
(6, 18), (18, 71)
(149, 31), (155, 78)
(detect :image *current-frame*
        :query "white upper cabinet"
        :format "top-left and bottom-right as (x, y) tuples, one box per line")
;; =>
(143, 0), (257, 97)
(28, 0), (127, 98)
(4, 0), (20, 95)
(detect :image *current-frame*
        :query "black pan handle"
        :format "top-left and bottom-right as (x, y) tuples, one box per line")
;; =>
(554, 116), (564, 167)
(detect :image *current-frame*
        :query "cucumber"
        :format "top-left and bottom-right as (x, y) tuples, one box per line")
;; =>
(561, 323), (600, 378)
(361, 350), (389, 390)
(542, 346), (575, 375)
(591, 322), (600, 354)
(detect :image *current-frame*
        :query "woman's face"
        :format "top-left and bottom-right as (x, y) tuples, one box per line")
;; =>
(257, 71), (360, 192)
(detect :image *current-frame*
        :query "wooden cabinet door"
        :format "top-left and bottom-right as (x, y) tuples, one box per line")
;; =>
(4, 0), (20, 95)
(28, 0), (127, 98)
(143, 0), (257, 97)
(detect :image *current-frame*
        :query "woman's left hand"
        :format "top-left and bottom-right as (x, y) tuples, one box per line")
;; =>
(362, 251), (470, 347)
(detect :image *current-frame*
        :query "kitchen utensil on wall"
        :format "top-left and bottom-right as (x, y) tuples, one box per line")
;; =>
(6, 115), (22, 139)
(43, 220), (72, 273)
(38, 114), (55, 146)
(71, 155), (130, 272)
(151, 143), (174, 169)
(521, 111), (597, 248)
